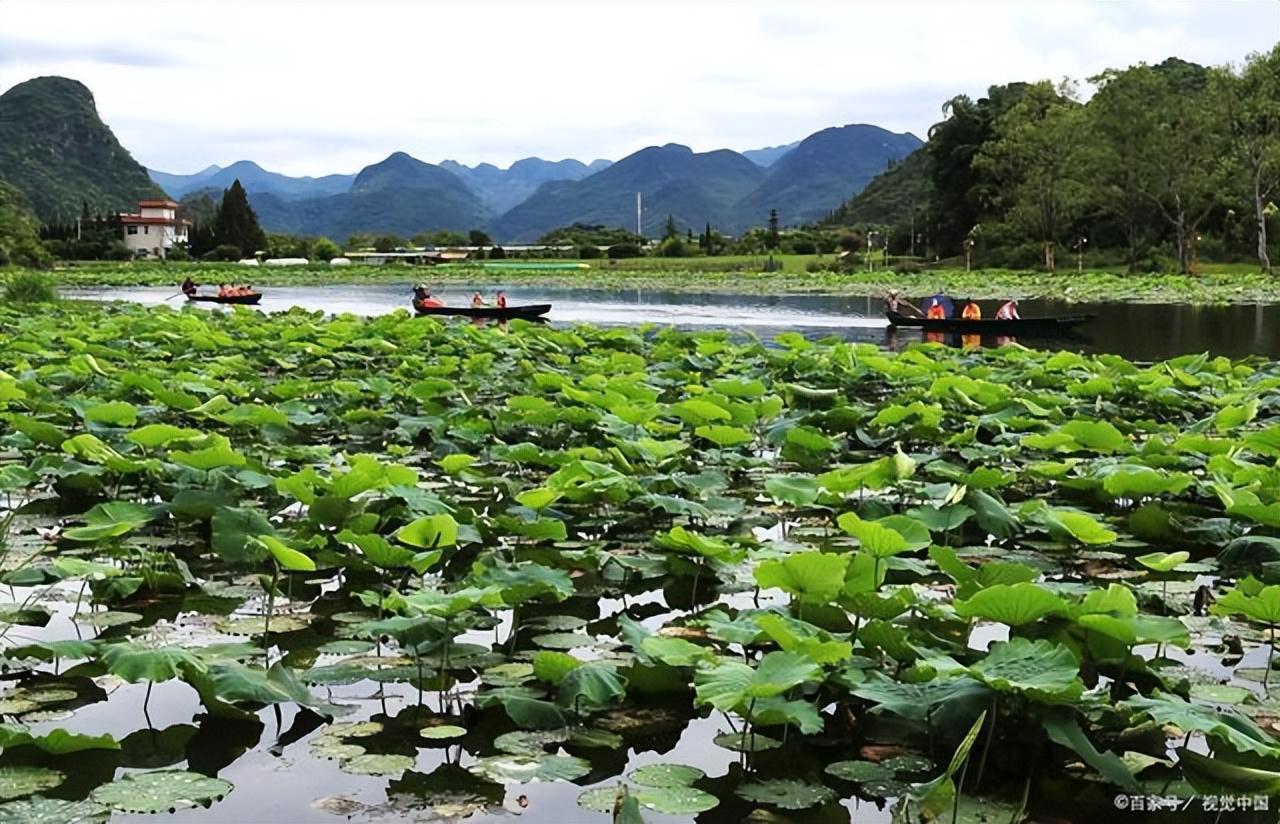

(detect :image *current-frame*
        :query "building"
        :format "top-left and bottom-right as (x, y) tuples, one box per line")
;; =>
(119, 199), (190, 259)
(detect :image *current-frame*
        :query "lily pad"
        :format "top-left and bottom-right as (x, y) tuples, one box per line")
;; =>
(883, 754), (933, 774)
(825, 760), (893, 782)
(339, 754), (415, 776)
(419, 725), (467, 740)
(634, 785), (719, 814)
(735, 778), (835, 810)
(215, 615), (309, 635)
(0, 768), (64, 801)
(468, 753), (591, 783)
(713, 731), (782, 752)
(628, 763), (705, 787)
(0, 797), (109, 823)
(91, 769), (232, 813)
(309, 737), (365, 761)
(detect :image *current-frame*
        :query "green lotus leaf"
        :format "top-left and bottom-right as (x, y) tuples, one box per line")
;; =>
(210, 506), (273, 564)
(1213, 584), (1280, 625)
(90, 770), (231, 813)
(170, 436), (247, 470)
(735, 778), (835, 810)
(83, 400), (138, 427)
(1135, 551), (1191, 573)
(0, 724), (118, 754)
(1176, 746), (1280, 795)
(694, 651), (822, 712)
(712, 731), (782, 752)
(825, 760), (893, 782)
(126, 423), (202, 448)
(396, 514), (459, 549)
(100, 643), (204, 683)
(954, 583), (1069, 626)
(764, 474), (820, 507)
(532, 650), (581, 684)
(0, 768), (64, 801)
(255, 535), (316, 572)
(634, 785), (719, 814)
(558, 663), (626, 710)
(836, 512), (924, 558)
(969, 638), (1083, 701)
(0, 797), (108, 824)
(1120, 693), (1280, 757)
(754, 551), (848, 604)
(468, 753), (591, 783)
(1099, 465), (1194, 498)
(1041, 712), (1138, 791)
(62, 500), (155, 542)
(638, 636), (713, 667)
(1214, 400), (1259, 432)
(309, 737), (365, 760)
(628, 763), (705, 787)
(419, 724), (467, 740)
(339, 754), (415, 776)
(515, 487), (561, 510)
(694, 424), (753, 447)
(852, 672), (989, 722)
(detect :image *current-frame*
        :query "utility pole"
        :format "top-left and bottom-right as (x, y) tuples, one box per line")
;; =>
(636, 192), (642, 239)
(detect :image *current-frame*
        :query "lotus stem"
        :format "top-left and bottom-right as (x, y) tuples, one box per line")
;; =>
(263, 561), (279, 664)
(1268, 624), (1276, 693)
(974, 694), (997, 790)
(741, 699), (756, 760)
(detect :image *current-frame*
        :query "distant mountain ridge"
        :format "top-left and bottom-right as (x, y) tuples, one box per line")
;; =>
(441, 157), (612, 214)
(150, 160), (356, 201)
(742, 141), (800, 167)
(0, 76), (162, 221)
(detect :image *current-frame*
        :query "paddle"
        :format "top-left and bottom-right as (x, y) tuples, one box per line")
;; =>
(163, 292), (186, 301)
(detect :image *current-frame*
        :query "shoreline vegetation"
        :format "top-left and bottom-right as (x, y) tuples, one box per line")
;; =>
(4, 259), (1278, 305)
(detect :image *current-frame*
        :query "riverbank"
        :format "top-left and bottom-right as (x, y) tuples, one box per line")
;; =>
(6, 259), (1277, 304)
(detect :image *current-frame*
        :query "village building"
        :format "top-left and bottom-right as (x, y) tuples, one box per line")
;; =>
(119, 199), (190, 259)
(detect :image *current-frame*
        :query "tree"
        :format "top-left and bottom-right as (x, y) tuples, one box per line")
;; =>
(212, 179), (267, 258)
(1141, 68), (1230, 274)
(1219, 46), (1280, 273)
(663, 214), (678, 241)
(766, 209), (780, 249)
(974, 81), (1088, 271)
(312, 237), (341, 261)
(469, 229), (492, 246)
(1086, 66), (1166, 272)
(373, 234), (403, 253)
(0, 182), (49, 267)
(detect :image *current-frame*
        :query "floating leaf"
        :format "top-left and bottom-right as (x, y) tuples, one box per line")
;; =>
(0, 797), (108, 823)
(628, 763), (704, 787)
(91, 770), (231, 813)
(825, 760), (893, 782)
(339, 754), (415, 776)
(468, 753), (591, 783)
(735, 779), (835, 810)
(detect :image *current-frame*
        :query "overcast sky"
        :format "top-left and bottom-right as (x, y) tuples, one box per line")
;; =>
(1, 0), (1276, 176)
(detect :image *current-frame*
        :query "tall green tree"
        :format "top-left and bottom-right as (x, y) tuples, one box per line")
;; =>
(0, 182), (49, 266)
(1218, 46), (1280, 273)
(1086, 66), (1165, 272)
(663, 214), (678, 241)
(766, 209), (780, 249)
(212, 179), (267, 258)
(975, 82), (1088, 271)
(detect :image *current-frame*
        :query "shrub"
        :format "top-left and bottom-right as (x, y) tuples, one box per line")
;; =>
(893, 260), (924, 274)
(3, 271), (57, 304)
(607, 243), (642, 259)
(789, 239), (817, 255)
(578, 245), (603, 259)
(166, 244), (191, 262)
(312, 237), (341, 261)
(659, 239), (687, 258)
(489, 246), (507, 260)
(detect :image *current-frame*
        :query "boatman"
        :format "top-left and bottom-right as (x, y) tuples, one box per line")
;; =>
(995, 299), (1020, 320)
(884, 290), (923, 317)
(470, 291), (486, 309)
(181, 276), (198, 297)
(960, 299), (981, 320)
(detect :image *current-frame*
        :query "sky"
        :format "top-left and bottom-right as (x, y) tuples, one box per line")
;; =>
(1, 0), (1277, 176)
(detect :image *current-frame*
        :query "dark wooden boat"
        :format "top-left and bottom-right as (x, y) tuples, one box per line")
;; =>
(413, 301), (551, 320)
(187, 292), (263, 305)
(885, 310), (1093, 335)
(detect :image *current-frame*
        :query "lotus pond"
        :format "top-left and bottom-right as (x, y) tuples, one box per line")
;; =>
(3, 302), (1280, 823)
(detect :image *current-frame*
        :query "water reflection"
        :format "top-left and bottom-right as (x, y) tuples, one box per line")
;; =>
(69, 284), (1280, 362)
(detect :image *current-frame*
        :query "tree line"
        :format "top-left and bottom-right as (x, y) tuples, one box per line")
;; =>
(825, 48), (1280, 274)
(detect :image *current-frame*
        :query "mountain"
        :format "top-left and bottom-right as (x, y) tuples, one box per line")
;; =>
(0, 76), (163, 221)
(822, 147), (933, 227)
(249, 151), (489, 239)
(149, 160), (355, 201)
(441, 157), (612, 214)
(742, 141), (799, 167)
(731, 124), (923, 228)
(492, 144), (765, 243)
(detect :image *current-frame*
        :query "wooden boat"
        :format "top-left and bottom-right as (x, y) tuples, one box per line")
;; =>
(413, 301), (551, 320)
(885, 310), (1093, 335)
(187, 292), (263, 305)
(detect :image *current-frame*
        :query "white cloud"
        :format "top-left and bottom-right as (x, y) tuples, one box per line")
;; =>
(0, 0), (1274, 175)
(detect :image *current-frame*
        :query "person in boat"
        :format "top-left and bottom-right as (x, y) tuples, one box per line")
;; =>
(885, 290), (923, 317)
(181, 276), (198, 296)
(470, 291), (486, 309)
(995, 299), (1020, 320)
(925, 297), (947, 320)
(217, 283), (230, 297)
(960, 298), (982, 320)
(926, 293), (953, 319)
(495, 290), (508, 309)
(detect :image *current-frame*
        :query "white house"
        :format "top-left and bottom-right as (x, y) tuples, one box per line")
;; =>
(119, 199), (190, 259)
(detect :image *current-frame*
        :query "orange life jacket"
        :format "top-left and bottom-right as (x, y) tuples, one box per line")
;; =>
(926, 303), (946, 319)
(961, 303), (981, 320)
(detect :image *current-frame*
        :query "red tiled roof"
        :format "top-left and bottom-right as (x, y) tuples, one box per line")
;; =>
(137, 199), (181, 208)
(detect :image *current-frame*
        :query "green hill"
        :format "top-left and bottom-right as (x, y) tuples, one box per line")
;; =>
(249, 152), (491, 239)
(0, 76), (163, 222)
(821, 147), (933, 227)
(732, 125), (921, 228)
(492, 144), (766, 243)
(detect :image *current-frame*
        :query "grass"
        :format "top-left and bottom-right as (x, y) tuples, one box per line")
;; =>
(1, 270), (58, 303)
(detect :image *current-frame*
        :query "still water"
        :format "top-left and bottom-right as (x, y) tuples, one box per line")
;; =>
(70, 284), (1280, 361)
